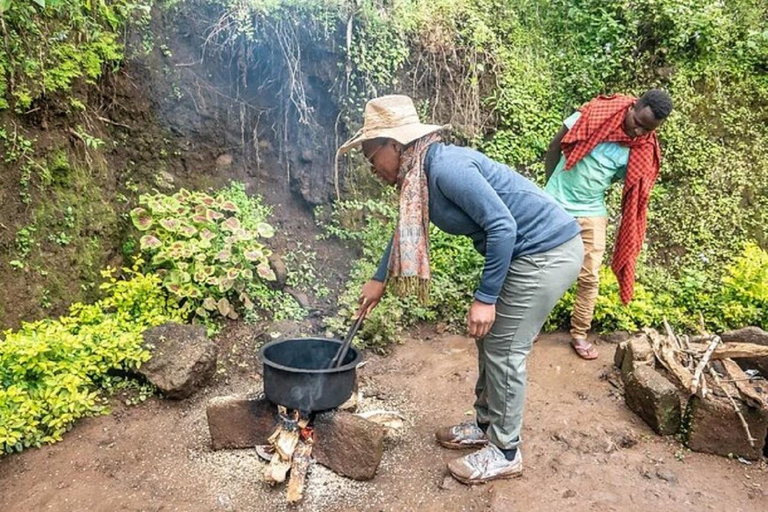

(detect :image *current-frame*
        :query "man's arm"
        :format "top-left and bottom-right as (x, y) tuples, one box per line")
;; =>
(544, 124), (569, 181)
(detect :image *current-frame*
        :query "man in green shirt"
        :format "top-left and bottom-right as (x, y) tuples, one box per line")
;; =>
(544, 90), (673, 359)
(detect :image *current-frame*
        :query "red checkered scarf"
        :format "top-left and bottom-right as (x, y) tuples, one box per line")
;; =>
(561, 94), (661, 304)
(386, 133), (442, 303)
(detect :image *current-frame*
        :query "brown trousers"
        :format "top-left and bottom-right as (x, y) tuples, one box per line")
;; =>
(570, 216), (608, 339)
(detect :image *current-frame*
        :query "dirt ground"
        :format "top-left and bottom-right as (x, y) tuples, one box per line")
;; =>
(1, 328), (765, 512)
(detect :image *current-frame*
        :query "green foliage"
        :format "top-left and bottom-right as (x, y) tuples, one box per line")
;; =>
(132, 183), (277, 321)
(547, 243), (768, 333)
(0, 0), (154, 111)
(322, 195), (482, 348)
(284, 242), (330, 298)
(715, 243), (768, 330)
(0, 265), (187, 453)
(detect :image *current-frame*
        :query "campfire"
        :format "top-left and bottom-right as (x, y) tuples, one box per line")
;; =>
(262, 406), (314, 503)
(206, 390), (405, 504)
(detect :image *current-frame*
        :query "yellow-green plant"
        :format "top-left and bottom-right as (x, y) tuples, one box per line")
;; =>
(0, 265), (187, 453)
(131, 184), (277, 321)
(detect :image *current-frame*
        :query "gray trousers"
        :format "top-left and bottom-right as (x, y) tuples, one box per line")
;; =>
(474, 235), (583, 449)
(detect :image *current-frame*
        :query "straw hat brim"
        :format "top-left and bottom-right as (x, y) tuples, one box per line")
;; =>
(338, 122), (448, 155)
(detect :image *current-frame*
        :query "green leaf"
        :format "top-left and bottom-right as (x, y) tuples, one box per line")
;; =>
(159, 218), (180, 232)
(217, 298), (231, 317)
(221, 217), (241, 232)
(130, 208), (153, 231)
(219, 201), (240, 213)
(257, 222), (275, 238)
(257, 264), (276, 281)
(243, 248), (264, 261)
(139, 235), (162, 250)
(178, 223), (198, 238)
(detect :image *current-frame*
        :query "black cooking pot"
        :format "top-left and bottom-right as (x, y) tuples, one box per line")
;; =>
(259, 337), (361, 412)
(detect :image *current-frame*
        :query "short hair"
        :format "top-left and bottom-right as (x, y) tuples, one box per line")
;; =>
(637, 89), (673, 120)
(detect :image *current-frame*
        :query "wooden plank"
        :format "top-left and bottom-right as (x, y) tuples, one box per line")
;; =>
(286, 441), (313, 504)
(689, 342), (768, 360)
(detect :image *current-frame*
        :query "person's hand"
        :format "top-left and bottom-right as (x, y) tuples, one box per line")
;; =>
(357, 279), (386, 316)
(467, 299), (496, 339)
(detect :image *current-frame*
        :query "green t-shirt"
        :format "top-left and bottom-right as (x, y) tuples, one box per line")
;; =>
(544, 112), (629, 218)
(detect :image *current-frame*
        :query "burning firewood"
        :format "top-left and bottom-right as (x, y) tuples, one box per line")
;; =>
(264, 406), (308, 485)
(286, 428), (314, 504)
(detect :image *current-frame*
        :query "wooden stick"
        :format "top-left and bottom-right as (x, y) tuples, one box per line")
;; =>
(689, 342), (768, 360)
(286, 440), (313, 504)
(721, 359), (768, 410)
(698, 312), (708, 335)
(647, 329), (694, 390)
(708, 366), (756, 447)
(678, 334), (694, 371)
(264, 424), (294, 484)
(663, 317), (682, 350)
(692, 336), (721, 395)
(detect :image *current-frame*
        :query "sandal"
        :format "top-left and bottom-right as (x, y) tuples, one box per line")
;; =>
(571, 339), (599, 360)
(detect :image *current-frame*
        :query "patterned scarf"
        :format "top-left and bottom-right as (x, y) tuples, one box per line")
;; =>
(386, 133), (442, 303)
(561, 94), (661, 304)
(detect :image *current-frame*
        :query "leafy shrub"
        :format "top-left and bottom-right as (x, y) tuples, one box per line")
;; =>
(546, 243), (768, 334)
(715, 242), (768, 330)
(0, 265), (187, 453)
(0, 0), (153, 111)
(131, 183), (277, 321)
(322, 195), (482, 348)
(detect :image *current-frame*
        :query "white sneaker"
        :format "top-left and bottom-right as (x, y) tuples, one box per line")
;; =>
(447, 444), (523, 484)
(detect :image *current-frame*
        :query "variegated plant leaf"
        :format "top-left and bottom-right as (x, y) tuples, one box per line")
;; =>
(243, 248), (264, 261)
(257, 263), (276, 281)
(139, 234), (162, 250)
(219, 200), (240, 213)
(130, 208), (153, 231)
(203, 296), (217, 311)
(221, 217), (241, 232)
(217, 297), (231, 317)
(257, 222), (275, 238)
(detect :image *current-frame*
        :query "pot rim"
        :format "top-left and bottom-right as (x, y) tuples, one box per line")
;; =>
(258, 337), (362, 374)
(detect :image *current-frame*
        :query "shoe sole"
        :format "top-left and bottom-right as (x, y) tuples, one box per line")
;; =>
(449, 469), (523, 485)
(437, 439), (489, 450)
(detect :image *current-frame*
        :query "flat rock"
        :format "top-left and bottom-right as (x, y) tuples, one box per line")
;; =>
(285, 287), (310, 309)
(686, 394), (768, 460)
(601, 331), (632, 344)
(623, 364), (681, 435)
(313, 411), (385, 481)
(620, 334), (655, 379)
(721, 326), (768, 345)
(139, 323), (217, 399)
(207, 395), (278, 450)
(268, 254), (288, 289)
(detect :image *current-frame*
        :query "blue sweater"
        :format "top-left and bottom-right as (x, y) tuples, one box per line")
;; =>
(374, 143), (580, 304)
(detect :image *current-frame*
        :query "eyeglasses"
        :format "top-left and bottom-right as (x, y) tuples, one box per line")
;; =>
(363, 143), (384, 165)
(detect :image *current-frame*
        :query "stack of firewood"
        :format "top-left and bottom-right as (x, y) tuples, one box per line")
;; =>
(649, 318), (768, 446)
(263, 406), (314, 504)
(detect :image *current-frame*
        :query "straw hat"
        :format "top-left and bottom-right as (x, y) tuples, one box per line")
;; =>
(338, 95), (447, 154)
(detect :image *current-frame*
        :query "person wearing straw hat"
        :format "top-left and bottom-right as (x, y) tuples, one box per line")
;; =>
(338, 95), (583, 484)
